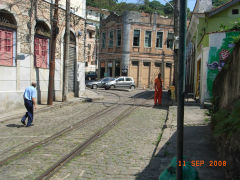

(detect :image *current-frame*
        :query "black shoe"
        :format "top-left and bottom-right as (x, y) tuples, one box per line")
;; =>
(26, 124), (34, 127)
(21, 120), (26, 126)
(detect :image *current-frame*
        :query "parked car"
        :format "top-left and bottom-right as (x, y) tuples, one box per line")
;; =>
(85, 71), (97, 80)
(86, 77), (115, 89)
(104, 76), (135, 90)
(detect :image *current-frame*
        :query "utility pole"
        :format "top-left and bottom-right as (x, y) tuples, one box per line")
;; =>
(176, 0), (186, 179)
(174, 0), (180, 101)
(62, 0), (70, 101)
(47, 0), (59, 105)
(161, 51), (165, 89)
(84, 4), (87, 68)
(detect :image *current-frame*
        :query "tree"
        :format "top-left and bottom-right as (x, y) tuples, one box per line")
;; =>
(113, 2), (139, 15)
(86, 0), (118, 10)
(212, 0), (229, 7)
(163, 0), (174, 16)
(86, 0), (96, 7)
(149, 0), (164, 15)
(86, 0), (184, 17)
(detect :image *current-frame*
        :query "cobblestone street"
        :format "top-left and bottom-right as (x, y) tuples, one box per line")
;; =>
(0, 89), (169, 180)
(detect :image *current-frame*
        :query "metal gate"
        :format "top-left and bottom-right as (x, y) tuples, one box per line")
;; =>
(130, 61), (139, 87)
(142, 62), (150, 88)
(68, 45), (76, 92)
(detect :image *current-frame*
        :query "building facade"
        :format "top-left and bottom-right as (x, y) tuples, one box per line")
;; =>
(186, 0), (240, 104)
(0, 0), (86, 113)
(86, 6), (109, 27)
(85, 6), (110, 73)
(99, 11), (174, 89)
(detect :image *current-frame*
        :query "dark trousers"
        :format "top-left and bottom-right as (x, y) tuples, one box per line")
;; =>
(21, 99), (33, 126)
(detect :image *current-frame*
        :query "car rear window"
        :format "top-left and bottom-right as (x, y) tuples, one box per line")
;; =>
(126, 78), (132, 81)
(103, 78), (109, 81)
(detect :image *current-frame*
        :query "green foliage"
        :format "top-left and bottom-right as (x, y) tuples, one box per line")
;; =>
(113, 2), (139, 14)
(212, 0), (229, 8)
(212, 100), (240, 138)
(87, 0), (118, 10)
(232, 35), (240, 44)
(220, 18), (240, 32)
(86, 0), (184, 17)
(210, 96), (220, 114)
(163, 1), (174, 16)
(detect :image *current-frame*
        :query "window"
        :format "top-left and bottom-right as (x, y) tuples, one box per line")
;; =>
(166, 63), (172, 67)
(103, 78), (109, 82)
(155, 62), (161, 67)
(0, 29), (13, 66)
(0, 11), (17, 66)
(156, 32), (163, 48)
(102, 32), (106, 48)
(143, 62), (150, 66)
(117, 77), (124, 81)
(34, 36), (48, 68)
(132, 61), (139, 66)
(133, 30), (140, 46)
(109, 31), (114, 48)
(145, 31), (152, 47)
(126, 77), (132, 81)
(117, 29), (121, 47)
(88, 44), (91, 50)
(89, 32), (92, 38)
(232, 9), (239, 14)
(167, 32), (174, 49)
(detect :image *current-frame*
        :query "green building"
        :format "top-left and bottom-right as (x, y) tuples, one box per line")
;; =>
(186, 0), (240, 105)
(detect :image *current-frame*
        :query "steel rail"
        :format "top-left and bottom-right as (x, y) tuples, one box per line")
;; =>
(0, 90), (147, 168)
(36, 91), (153, 180)
(0, 99), (88, 123)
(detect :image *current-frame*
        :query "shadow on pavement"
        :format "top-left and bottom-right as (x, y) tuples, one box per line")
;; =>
(6, 124), (25, 128)
(134, 125), (225, 180)
(91, 90), (171, 110)
(130, 90), (155, 99)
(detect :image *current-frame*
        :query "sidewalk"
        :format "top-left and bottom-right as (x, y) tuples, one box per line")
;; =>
(137, 103), (225, 180)
(0, 89), (103, 122)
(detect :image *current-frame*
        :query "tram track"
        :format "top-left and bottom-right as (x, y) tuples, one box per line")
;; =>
(0, 90), (148, 172)
(0, 100), (92, 124)
(36, 91), (153, 180)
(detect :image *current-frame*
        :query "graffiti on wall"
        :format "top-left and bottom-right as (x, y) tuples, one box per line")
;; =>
(207, 31), (240, 97)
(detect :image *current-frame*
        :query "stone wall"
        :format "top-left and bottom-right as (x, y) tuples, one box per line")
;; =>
(213, 44), (240, 179)
(0, 0), (85, 113)
(213, 44), (240, 109)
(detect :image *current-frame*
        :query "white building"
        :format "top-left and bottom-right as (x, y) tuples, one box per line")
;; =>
(85, 6), (110, 73)
(0, 0), (86, 113)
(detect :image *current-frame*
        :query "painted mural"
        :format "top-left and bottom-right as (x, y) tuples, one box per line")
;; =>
(207, 31), (240, 97)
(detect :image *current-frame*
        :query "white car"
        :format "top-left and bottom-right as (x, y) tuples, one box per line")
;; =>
(104, 76), (135, 90)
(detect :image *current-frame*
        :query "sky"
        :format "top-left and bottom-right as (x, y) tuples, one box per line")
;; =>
(118, 0), (197, 11)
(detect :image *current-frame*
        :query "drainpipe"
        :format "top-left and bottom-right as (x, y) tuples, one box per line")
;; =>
(122, 11), (131, 76)
(62, 0), (70, 101)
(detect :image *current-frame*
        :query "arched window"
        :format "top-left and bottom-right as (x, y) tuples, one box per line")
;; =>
(34, 21), (50, 68)
(0, 10), (17, 66)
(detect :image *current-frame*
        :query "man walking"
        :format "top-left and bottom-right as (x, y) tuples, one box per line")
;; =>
(21, 82), (37, 127)
(154, 73), (163, 106)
